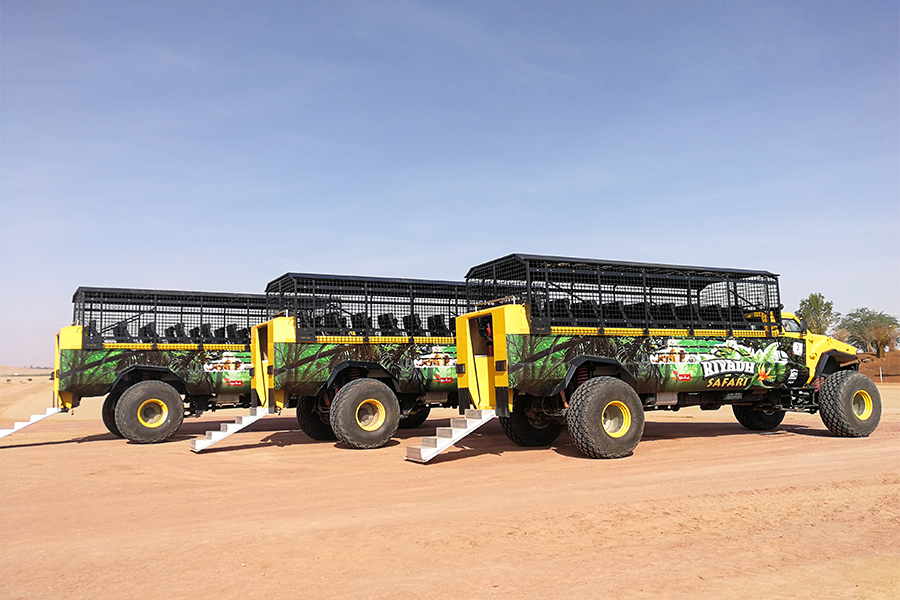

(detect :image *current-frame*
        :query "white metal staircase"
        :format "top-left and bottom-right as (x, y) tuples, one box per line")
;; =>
(0, 407), (62, 439)
(405, 409), (495, 463)
(190, 407), (269, 452)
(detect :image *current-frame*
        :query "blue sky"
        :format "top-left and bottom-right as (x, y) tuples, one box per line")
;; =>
(1, 0), (898, 366)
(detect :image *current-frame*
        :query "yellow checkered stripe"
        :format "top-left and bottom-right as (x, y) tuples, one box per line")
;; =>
(312, 335), (456, 345)
(102, 343), (248, 350)
(549, 327), (774, 338)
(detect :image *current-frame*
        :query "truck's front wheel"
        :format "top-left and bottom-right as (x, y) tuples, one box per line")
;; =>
(114, 380), (185, 443)
(296, 396), (336, 440)
(500, 395), (563, 446)
(819, 371), (881, 437)
(732, 405), (785, 431)
(330, 379), (400, 449)
(567, 377), (644, 459)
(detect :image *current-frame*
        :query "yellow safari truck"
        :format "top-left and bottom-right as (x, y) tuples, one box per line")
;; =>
(408, 254), (878, 462)
(212, 273), (468, 453)
(52, 287), (268, 443)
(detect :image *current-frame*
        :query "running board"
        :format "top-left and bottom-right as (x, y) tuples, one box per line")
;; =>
(405, 409), (495, 463)
(190, 407), (269, 452)
(0, 407), (62, 439)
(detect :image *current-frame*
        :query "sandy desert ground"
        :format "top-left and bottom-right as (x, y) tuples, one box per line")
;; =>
(1, 370), (898, 600)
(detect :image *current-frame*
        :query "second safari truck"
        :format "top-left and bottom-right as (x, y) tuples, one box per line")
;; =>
(193, 273), (468, 451)
(405, 254), (881, 462)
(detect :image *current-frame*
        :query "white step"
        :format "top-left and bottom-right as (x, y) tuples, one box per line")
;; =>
(405, 409), (495, 463)
(0, 407), (62, 439)
(190, 407), (269, 452)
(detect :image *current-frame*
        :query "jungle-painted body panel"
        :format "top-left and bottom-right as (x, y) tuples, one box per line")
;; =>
(57, 348), (252, 397)
(273, 342), (457, 396)
(506, 334), (809, 397)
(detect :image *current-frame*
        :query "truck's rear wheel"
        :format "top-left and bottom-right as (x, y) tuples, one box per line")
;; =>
(500, 395), (563, 446)
(567, 377), (644, 459)
(819, 371), (881, 437)
(101, 392), (124, 438)
(296, 396), (336, 440)
(114, 381), (185, 443)
(398, 404), (431, 429)
(732, 405), (785, 431)
(330, 378), (400, 449)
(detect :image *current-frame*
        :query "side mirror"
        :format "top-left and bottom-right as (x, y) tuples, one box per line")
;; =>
(799, 316), (808, 335)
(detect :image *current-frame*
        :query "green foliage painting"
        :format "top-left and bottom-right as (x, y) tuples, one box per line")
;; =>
(506, 334), (809, 395)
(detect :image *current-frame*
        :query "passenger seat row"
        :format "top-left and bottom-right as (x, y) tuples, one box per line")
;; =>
(87, 320), (250, 343)
(532, 299), (753, 328)
(296, 312), (455, 336)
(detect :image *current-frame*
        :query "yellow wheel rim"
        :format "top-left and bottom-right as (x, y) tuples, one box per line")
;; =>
(852, 390), (873, 421)
(356, 398), (386, 432)
(602, 400), (631, 438)
(138, 398), (168, 429)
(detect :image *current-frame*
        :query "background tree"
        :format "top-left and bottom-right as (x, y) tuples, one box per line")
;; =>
(837, 308), (899, 358)
(797, 292), (836, 334)
(871, 324), (899, 359)
(831, 328), (851, 343)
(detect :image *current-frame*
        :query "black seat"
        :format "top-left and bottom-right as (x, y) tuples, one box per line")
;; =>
(112, 321), (131, 341)
(351, 312), (371, 332)
(377, 313), (399, 335)
(572, 301), (599, 325)
(600, 302), (627, 326)
(200, 324), (213, 340)
(321, 312), (347, 331)
(189, 326), (201, 342)
(139, 322), (159, 342)
(226, 324), (239, 341)
(214, 326), (226, 340)
(427, 314), (450, 336)
(295, 312), (314, 329)
(623, 303), (649, 325)
(699, 305), (728, 327)
(548, 299), (572, 318)
(403, 314), (423, 335)
(85, 320), (99, 337)
(649, 303), (677, 328)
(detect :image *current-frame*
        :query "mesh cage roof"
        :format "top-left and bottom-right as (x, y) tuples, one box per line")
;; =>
(465, 254), (781, 333)
(465, 253), (778, 282)
(73, 287), (269, 344)
(266, 273), (467, 338)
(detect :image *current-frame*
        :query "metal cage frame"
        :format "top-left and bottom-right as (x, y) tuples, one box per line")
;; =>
(465, 254), (782, 334)
(73, 287), (270, 346)
(266, 273), (468, 340)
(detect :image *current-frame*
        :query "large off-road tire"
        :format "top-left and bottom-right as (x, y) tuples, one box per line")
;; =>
(101, 392), (124, 438)
(732, 405), (785, 431)
(567, 377), (644, 459)
(296, 396), (337, 440)
(398, 404), (431, 429)
(818, 370), (881, 437)
(499, 395), (564, 446)
(330, 378), (400, 449)
(114, 381), (185, 443)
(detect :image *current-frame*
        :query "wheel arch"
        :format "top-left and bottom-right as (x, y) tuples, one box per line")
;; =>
(813, 349), (859, 379)
(108, 366), (190, 397)
(322, 361), (397, 395)
(552, 356), (638, 396)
